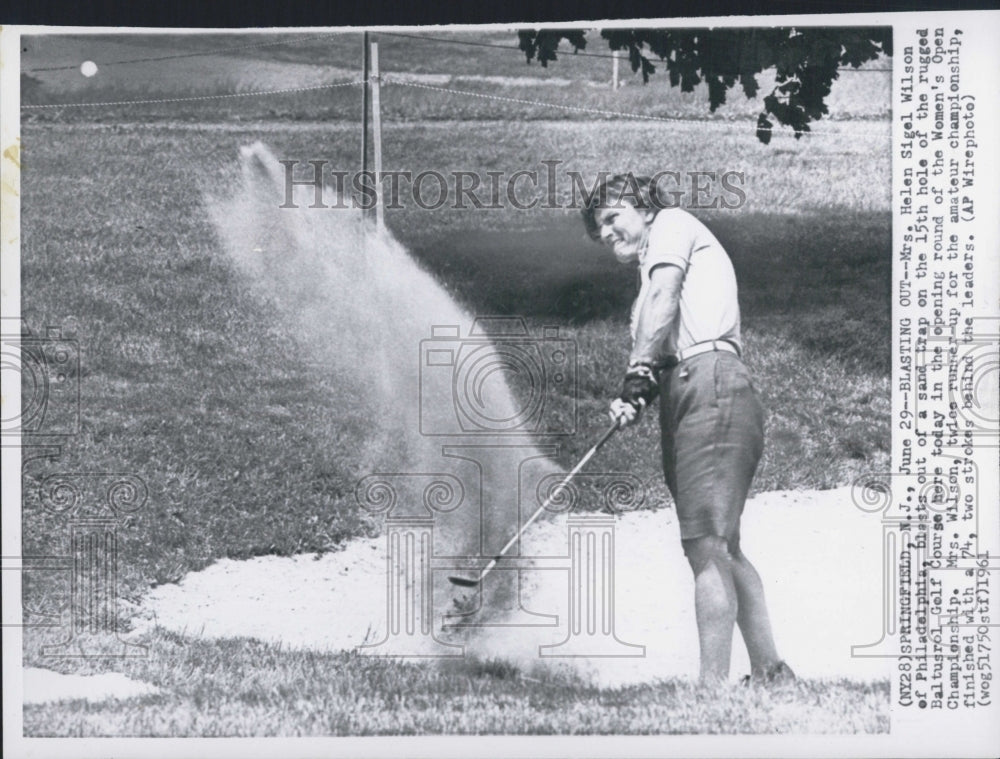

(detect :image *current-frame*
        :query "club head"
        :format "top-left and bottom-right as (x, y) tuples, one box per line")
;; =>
(447, 575), (481, 588)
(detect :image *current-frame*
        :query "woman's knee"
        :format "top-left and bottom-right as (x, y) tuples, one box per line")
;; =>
(682, 535), (731, 573)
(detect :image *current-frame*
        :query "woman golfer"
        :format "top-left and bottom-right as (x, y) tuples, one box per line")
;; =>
(582, 174), (794, 685)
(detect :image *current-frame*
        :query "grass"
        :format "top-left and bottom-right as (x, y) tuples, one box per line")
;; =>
(22, 628), (889, 735)
(406, 210), (890, 494)
(20, 120), (890, 587)
(16, 32), (891, 735)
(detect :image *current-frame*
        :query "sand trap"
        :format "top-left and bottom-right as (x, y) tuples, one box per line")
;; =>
(137, 486), (889, 686)
(23, 668), (160, 705)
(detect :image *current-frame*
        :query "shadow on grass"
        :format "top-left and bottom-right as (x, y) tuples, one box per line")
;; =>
(404, 211), (890, 375)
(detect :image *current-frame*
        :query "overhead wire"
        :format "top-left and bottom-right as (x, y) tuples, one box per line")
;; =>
(380, 76), (889, 137)
(20, 31), (889, 136)
(24, 29), (893, 75)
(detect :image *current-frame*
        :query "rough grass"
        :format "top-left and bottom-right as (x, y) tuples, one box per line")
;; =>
(23, 628), (889, 735)
(17, 33), (891, 734)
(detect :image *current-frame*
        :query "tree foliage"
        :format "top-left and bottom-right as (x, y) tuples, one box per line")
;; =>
(517, 28), (891, 142)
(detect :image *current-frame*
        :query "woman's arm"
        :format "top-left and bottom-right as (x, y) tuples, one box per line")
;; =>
(629, 263), (685, 366)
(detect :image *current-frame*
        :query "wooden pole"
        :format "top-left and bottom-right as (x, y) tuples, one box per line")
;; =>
(361, 31), (370, 217)
(370, 34), (384, 232)
(612, 50), (620, 91)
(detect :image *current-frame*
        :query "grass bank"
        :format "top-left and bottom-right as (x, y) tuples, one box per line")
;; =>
(24, 629), (889, 735)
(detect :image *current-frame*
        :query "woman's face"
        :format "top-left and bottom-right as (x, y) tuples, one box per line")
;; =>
(594, 203), (653, 264)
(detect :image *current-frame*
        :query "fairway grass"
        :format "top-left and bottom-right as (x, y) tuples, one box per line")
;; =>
(19, 100), (890, 733)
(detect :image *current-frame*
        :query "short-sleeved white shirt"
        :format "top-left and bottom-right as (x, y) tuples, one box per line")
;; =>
(630, 208), (742, 354)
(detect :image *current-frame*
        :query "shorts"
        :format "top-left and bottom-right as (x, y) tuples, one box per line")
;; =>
(658, 350), (765, 545)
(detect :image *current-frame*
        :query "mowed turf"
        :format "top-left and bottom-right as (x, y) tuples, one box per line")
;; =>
(18, 44), (891, 733)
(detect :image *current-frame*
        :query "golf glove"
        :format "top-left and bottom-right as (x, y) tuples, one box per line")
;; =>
(612, 362), (660, 427)
(621, 362), (659, 404)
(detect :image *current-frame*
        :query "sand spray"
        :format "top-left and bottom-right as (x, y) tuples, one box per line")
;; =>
(206, 143), (568, 667)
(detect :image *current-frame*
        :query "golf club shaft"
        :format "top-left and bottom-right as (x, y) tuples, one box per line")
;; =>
(470, 420), (621, 585)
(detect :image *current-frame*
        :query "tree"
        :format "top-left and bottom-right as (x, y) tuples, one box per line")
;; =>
(517, 28), (891, 143)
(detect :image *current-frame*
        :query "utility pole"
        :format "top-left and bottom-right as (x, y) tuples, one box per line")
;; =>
(361, 30), (370, 224)
(370, 34), (384, 232)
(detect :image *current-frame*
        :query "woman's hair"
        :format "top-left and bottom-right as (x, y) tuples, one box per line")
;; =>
(581, 173), (663, 241)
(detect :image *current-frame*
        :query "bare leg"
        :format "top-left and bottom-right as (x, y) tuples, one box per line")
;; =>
(729, 546), (781, 676)
(682, 535), (738, 683)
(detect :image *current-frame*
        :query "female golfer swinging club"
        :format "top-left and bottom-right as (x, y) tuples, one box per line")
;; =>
(582, 174), (794, 685)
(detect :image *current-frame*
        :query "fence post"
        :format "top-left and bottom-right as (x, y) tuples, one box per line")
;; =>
(361, 31), (369, 194)
(370, 34), (384, 232)
(612, 50), (620, 91)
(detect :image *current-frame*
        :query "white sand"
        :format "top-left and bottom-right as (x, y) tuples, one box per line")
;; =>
(23, 668), (160, 705)
(137, 486), (889, 686)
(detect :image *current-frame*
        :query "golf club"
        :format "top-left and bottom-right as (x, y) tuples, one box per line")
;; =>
(448, 418), (623, 587)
